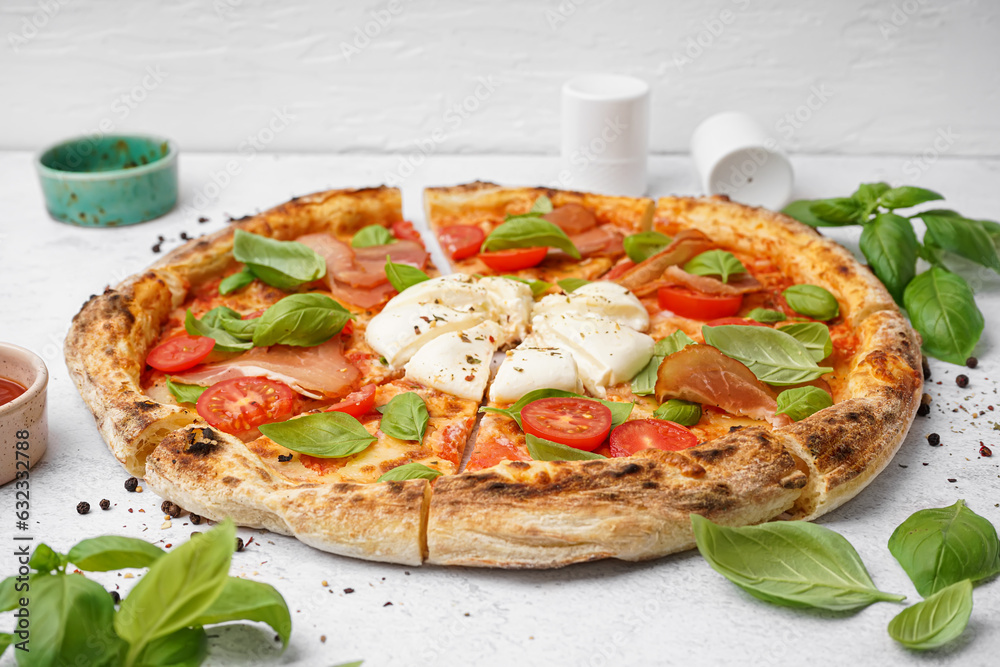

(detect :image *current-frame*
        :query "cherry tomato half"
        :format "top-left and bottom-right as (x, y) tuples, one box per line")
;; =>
(392, 220), (423, 244)
(479, 247), (548, 272)
(438, 225), (485, 260)
(609, 418), (698, 457)
(324, 384), (376, 419)
(657, 286), (743, 320)
(521, 397), (613, 452)
(704, 317), (770, 327)
(146, 334), (215, 373)
(196, 376), (296, 438)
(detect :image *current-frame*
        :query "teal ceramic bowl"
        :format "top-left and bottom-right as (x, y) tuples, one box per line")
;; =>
(36, 134), (178, 227)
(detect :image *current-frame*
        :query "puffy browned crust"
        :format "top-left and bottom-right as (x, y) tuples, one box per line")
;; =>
(145, 426), (428, 565)
(64, 186), (405, 477)
(653, 195), (922, 520)
(427, 428), (807, 567)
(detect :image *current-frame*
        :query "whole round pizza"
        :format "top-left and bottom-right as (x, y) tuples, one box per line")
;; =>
(64, 182), (923, 568)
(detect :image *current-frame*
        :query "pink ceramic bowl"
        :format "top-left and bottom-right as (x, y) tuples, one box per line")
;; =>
(0, 343), (48, 485)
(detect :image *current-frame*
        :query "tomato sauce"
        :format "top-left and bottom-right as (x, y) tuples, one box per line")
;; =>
(0, 377), (26, 406)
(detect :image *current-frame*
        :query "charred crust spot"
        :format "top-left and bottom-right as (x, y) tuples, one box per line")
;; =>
(835, 264), (850, 276)
(134, 400), (160, 412)
(185, 427), (220, 457)
(608, 463), (642, 477)
(642, 481), (658, 489)
(221, 476), (241, 487)
(507, 461), (530, 470)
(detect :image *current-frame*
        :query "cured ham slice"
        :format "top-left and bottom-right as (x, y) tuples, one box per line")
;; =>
(544, 203), (597, 235)
(657, 265), (763, 296)
(569, 226), (624, 257)
(172, 338), (360, 399)
(615, 229), (714, 293)
(654, 344), (790, 427)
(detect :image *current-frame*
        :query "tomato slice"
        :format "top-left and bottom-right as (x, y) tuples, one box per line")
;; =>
(438, 225), (485, 260)
(196, 376), (296, 438)
(146, 334), (215, 373)
(324, 384), (376, 419)
(521, 397), (613, 452)
(705, 317), (770, 327)
(392, 220), (423, 244)
(609, 418), (698, 457)
(657, 286), (743, 320)
(479, 247), (548, 272)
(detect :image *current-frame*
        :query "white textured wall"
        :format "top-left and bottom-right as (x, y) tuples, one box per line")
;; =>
(1, 0), (998, 156)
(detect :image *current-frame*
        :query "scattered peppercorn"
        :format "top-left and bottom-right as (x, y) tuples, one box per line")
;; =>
(99, 499), (111, 510)
(966, 356), (978, 368)
(956, 374), (969, 388)
(124, 477), (139, 492)
(927, 433), (941, 446)
(235, 537), (245, 552)
(922, 356), (931, 380)
(109, 590), (120, 604)
(161, 500), (182, 518)
(981, 444), (993, 457)
(180, 232), (190, 240)
(189, 513), (203, 525)
(917, 403), (930, 417)
(198, 216), (209, 223)
(948, 478), (957, 483)
(76, 501), (90, 515)
(344, 588), (355, 594)
(157, 235), (165, 242)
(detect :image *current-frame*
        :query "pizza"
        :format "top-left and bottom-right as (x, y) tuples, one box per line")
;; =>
(64, 182), (922, 568)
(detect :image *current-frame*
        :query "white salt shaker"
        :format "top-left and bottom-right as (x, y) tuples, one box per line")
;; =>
(690, 111), (794, 210)
(559, 74), (650, 197)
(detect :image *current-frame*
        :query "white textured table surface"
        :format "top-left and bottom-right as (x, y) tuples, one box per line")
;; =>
(1, 151), (999, 666)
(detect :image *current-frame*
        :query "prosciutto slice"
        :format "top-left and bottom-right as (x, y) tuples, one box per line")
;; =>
(569, 226), (624, 257)
(615, 229), (714, 293)
(654, 344), (790, 427)
(172, 338), (360, 399)
(657, 265), (763, 296)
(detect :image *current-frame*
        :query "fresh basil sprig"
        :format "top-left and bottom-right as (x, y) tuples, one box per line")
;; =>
(66, 536), (165, 572)
(482, 388), (633, 429)
(776, 322), (832, 362)
(784, 183), (995, 364)
(377, 462), (443, 482)
(481, 217), (581, 258)
(887, 499), (1000, 597)
(691, 515), (905, 611)
(501, 274), (552, 297)
(783, 284), (839, 321)
(557, 278), (590, 293)
(185, 307), (255, 352)
(623, 231), (672, 263)
(377, 392), (430, 442)
(526, 433), (606, 461)
(259, 412), (376, 458)
(166, 376), (208, 405)
(684, 250), (746, 283)
(653, 399), (701, 426)
(219, 266), (255, 295)
(887, 579), (973, 650)
(351, 225), (394, 248)
(702, 325), (833, 386)
(775, 386), (833, 421)
(747, 308), (786, 323)
(631, 330), (695, 396)
(252, 293), (351, 348)
(385, 257), (430, 293)
(232, 229), (326, 290)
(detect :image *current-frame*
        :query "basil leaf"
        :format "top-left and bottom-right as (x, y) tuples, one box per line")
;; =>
(351, 224), (394, 248)
(623, 231), (672, 263)
(259, 413), (376, 458)
(0, 573), (43, 612)
(0, 634), (11, 657)
(558, 278), (590, 292)
(920, 212), (1000, 272)
(879, 186), (943, 210)
(887, 499), (1000, 597)
(656, 329), (696, 357)
(702, 325), (833, 386)
(28, 572), (125, 665)
(133, 627), (208, 667)
(747, 308), (786, 323)
(185, 308), (254, 352)
(376, 392), (430, 442)
(903, 267), (983, 365)
(775, 322), (832, 362)
(232, 229), (326, 290)
(526, 433), (606, 461)
(481, 217), (580, 259)
(192, 576), (292, 647)
(116, 520), (236, 659)
(501, 275), (552, 297)
(859, 213), (919, 304)
(684, 250), (746, 284)
(887, 579), (973, 650)
(809, 197), (864, 224)
(482, 388), (633, 429)
(219, 266), (255, 295)
(166, 376), (207, 405)
(529, 194), (553, 214)
(775, 386), (833, 421)
(385, 257), (430, 293)
(632, 331), (696, 396)
(28, 543), (62, 572)
(252, 293), (350, 348)
(782, 284), (840, 320)
(782, 199), (843, 228)
(691, 515), (906, 611)
(653, 399), (701, 426)
(852, 182), (890, 212)
(378, 462), (443, 482)
(66, 536), (165, 572)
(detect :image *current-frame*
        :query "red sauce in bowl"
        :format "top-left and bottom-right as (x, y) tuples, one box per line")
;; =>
(0, 377), (26, 407)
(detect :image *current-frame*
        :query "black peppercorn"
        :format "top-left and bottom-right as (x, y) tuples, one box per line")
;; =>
(99, 499), (111, 510)
(124, 477), (139, 492)
(161, 500), (182, 518)
(917, 403), (930, 417)
(235, 537), (245, 552)
(921, 356), (931, 380)
(956, 374), (969, 388)
(189, 513), (203, 525)
(76, 501), (90, 515)
(927, 433), (941, 446)
(109, 590), (120, 604)
(966, 356), (978, 368)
